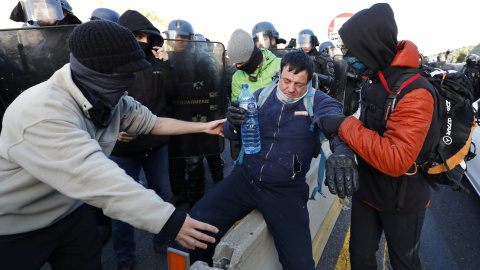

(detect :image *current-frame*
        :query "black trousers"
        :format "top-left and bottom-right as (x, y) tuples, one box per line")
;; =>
(189, 165), (315, 270)
(349, 196), (425, 270)
(0, 204), (102, 270)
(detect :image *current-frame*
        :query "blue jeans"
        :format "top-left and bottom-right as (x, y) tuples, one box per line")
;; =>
(109, 144), (171, 262)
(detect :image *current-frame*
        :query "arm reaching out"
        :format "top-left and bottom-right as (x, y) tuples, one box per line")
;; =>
(176, 215), (219, 249)
(150, 117), (226, 136)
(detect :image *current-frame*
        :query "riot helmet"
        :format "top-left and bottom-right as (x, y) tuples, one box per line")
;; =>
(319, 41), (338, 58)
(90, 8), (120, 23)
(251, 21), (286, 49)
(166, 19), (195, 40)
(194, 33), (208, 53)
(165, 19), (195, 53)
(297, 29), (319, 53)
(466, 54), (480, 66)
(437, 51), (449, 62)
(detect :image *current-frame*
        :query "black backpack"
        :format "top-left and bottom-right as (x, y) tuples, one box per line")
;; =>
(380, 66), (478, 193)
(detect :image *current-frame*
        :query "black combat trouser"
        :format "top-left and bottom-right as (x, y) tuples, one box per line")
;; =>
(349, 196), (425, 270)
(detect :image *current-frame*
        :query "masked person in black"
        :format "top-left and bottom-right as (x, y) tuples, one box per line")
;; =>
(108, 10), (177, 269)
(297, 29), (336, 98)
(323, 3), (437, 269)
(165, 19), (219, 209)
(0, 20), (225, 270)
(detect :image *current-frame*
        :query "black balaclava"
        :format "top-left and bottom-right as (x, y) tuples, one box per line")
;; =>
(70, 54), (135, 128)
(339, 3), (398, 72)
(237, 46), (263, 74)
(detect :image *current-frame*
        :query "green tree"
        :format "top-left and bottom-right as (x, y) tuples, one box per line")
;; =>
(456, 52), (467, 63)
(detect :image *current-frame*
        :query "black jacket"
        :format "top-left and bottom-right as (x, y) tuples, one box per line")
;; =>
(112, 10), (174, 156)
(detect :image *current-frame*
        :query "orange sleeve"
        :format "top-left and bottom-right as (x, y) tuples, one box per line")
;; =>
(338, 88), (434, 177)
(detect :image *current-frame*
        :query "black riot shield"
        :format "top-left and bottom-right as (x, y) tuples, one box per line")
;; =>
(333, 54), (348, 103)
(0, 25), (75, 130)
(164, 39), (226, 158)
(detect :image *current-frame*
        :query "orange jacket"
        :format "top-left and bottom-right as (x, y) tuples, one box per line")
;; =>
(339, 41), (434, 177)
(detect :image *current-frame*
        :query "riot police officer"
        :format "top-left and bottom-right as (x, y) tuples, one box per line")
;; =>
(463, 54), (480, 100)
(165, 20), (220, 209)
(319, 41), (338, 60)
(10, 0), (81, 26)
(297, 29), (336, 98)
(251, 21), (286, 49)
(434, 50), (454, 70)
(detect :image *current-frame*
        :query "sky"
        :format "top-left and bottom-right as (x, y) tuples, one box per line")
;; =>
(1, 0), (479, 56)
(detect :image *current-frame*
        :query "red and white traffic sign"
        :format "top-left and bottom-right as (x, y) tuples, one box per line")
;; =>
(327, 13), (354, 43)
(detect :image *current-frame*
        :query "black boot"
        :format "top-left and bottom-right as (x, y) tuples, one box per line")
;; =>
(206, 154), (224, 182)
(186, 156), (206, 209)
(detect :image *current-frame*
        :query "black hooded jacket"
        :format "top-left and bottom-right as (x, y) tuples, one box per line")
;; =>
(339, 3), (398, 72)
(112, 10), (175, 156)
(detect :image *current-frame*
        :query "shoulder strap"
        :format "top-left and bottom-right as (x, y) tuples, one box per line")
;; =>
(379, 70), (422, 126)
(257, 76), (279, 109)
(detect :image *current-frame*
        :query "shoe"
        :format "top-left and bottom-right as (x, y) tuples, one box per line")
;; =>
(114, 257), (135, 270)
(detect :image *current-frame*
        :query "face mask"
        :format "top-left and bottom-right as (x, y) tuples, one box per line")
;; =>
(139, 42), (153, 55)
(344, 51), (370, 75)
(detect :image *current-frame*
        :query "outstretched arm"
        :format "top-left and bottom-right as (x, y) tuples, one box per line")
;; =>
(150, 117), (226, 136)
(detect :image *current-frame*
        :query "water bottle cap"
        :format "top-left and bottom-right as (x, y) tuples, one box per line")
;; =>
(242, 84), (248, 88)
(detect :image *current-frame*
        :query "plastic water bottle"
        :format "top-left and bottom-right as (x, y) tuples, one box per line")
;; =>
(238, 84), (261, 154)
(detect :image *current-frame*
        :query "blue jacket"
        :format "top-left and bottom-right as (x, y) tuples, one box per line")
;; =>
(224, 86), (342, 182)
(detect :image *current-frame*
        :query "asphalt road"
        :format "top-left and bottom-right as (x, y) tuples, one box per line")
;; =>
(317, 177), (480, 270)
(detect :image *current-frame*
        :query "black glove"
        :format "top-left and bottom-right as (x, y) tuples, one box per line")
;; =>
(321, 114), (347, 139)
(226, 100), (245, 133)
(286, 38), (296, 49)
(325, 136), (359, 198)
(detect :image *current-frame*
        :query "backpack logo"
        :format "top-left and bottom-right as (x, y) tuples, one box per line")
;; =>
(443, 135), (452, 145)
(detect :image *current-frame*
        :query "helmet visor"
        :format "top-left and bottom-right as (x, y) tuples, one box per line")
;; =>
(25, 0), (63, 21)
(165, 30), (192, 40)
(297, 33), (312, 47)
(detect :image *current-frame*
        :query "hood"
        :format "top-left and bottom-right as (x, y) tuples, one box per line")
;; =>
(118, 10), (164, 47)
(339, 3), (398, 72)
(390, 40), (420, 68)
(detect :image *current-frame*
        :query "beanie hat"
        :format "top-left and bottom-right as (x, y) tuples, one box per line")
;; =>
(227, 29), (255, 64)
(68, 20), (151, 74)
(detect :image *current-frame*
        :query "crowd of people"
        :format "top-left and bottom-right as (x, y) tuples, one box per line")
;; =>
(0, 1), (478, 270)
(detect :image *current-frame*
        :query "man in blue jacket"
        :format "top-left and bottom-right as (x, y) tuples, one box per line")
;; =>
(189, 50), (358, 270)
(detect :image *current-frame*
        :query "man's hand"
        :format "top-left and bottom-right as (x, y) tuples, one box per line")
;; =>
(152, 46), (168, 61)
(117, 131), (137, 142)
(226, 100), (245, 132)
(325, 136), (359, 198)
(175, 214), (219, 250)
(203, 119), (226, 137)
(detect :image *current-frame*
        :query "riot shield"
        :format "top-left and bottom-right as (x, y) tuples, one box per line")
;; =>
(164, 39), (226, 158)
(0, 25), (75, 130)
(333, 54), (348, 103)
(269, 48), (296, 58)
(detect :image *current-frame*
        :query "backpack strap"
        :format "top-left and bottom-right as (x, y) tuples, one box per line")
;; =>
(309, 131), (328, 200)
(379, 70), (422, 126)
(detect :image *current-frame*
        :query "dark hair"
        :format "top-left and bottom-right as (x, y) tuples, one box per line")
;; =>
(280, 50), (314, 82)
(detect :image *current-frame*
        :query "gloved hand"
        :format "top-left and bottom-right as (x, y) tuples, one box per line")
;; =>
(226, 100), (245, 133)
(325, 136), (359, 198)
(286, 38), (296, 49)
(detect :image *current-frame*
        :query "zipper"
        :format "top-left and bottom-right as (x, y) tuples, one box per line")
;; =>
(259, 103), (284, 181)
(292, 154), (302, 179)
